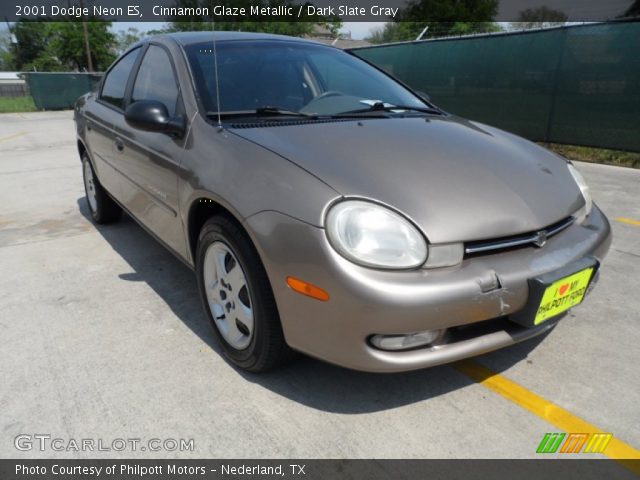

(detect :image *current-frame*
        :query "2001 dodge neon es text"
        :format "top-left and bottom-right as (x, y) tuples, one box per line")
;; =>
(74, 32), (611, 373)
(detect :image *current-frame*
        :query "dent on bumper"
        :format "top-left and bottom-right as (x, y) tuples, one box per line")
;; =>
(245, 206), (611, 372)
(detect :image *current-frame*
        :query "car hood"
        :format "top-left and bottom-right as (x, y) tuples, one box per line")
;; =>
(231, 116), (584, 243)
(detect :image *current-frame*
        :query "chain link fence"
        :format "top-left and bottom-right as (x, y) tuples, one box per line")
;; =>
(352, 21), (640, 153)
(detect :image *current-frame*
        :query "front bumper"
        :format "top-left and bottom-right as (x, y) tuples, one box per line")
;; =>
(245, 205), (611, 372)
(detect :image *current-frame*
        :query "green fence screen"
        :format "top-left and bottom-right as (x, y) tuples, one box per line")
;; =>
(21, 72), (103, 110)
(352, 21), (640, 153)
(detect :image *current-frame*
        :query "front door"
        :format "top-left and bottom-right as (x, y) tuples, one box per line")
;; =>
(111, 44), (187, 258)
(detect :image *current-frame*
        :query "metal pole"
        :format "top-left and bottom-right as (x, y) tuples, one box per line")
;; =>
(416, 26), (429, 41)
(80, 0), (93, 71)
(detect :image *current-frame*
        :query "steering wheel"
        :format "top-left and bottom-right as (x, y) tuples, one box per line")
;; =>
(315, 90), (345, 100)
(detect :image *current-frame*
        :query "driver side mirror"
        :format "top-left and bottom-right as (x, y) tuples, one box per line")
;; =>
(125, 100), (185, 138)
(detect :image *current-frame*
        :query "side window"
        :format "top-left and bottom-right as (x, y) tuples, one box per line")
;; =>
(132, 45), (179, 117)
(100, 47), (140, 109)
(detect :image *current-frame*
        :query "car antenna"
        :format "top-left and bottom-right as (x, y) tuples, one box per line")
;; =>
(212, 21), (223, 131)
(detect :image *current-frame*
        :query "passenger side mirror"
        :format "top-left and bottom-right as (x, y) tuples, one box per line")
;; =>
(124, 100), (185, 138)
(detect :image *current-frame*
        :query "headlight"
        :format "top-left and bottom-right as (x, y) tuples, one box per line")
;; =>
(326, 200), (428, 269)
(568, 164), (592, 222)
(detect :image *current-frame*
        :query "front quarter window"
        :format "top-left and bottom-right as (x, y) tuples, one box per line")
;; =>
(131, 45), (179, 117)
(100, 47), (140, 110)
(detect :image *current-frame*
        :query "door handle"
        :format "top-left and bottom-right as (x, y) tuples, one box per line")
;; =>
(114, 138), (125, 152)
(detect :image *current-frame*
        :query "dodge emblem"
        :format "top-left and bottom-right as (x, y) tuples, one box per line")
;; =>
(533, 230), (548, 248)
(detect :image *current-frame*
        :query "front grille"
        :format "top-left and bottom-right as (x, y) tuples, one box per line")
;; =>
(464, 216), (575, 256)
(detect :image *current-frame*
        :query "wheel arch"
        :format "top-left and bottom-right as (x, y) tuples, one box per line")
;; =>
(77, 139), (98, 173)
(77, 139), (88, 162)
(186, 196), (251, 265)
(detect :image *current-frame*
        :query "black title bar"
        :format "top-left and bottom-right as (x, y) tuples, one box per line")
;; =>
(2, 459), (640, 480)
(3, 0), (638, 22)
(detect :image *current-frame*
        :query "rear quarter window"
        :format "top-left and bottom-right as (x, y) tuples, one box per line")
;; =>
(100, 47), (140, 110)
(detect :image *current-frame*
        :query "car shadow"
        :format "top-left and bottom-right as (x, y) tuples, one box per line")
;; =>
(78, 197), (550, 414)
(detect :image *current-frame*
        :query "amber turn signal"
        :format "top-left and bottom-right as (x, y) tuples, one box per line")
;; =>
(286, 276), (330, 301)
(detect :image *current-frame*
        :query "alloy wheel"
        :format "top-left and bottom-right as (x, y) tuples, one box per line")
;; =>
(203, 241), (254, 350)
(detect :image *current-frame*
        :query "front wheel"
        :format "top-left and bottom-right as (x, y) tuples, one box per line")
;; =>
(196, 216), (291, 372)
(82, 154), (121, 224)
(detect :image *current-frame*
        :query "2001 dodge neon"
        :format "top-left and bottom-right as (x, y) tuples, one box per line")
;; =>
(74, 32), (611, 372)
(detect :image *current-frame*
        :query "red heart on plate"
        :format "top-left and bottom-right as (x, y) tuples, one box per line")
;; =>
(559, 283), (570, 295)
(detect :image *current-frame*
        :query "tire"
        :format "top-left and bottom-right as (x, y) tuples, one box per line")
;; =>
(82, 153), (121, 224)
(196, 215), (291, 372)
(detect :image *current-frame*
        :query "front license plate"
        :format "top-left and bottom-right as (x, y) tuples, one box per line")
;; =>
(534, 267), (594, 325)
(509, 257), (599, 328)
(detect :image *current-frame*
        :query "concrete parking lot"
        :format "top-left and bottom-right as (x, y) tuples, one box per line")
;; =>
(1, 112), (639, 466)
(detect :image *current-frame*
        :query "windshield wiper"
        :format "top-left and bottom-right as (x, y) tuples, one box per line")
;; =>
(206, 107), (318, 119)
(336, 102), (442, 116)
(255, 106), (318, 118)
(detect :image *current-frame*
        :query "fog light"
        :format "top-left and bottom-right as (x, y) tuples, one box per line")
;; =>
(370, 330), (443, 351)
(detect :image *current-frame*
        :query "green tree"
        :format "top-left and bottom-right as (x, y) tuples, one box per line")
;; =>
(10, 20), (116, 71)
(365, 0), (500, 44)
(620, 0), (640, 17)
(161, 0), (340, 37)
(7, 20), (49, 70)
(0, 28), (12, 70)
(511, 6), (568, 30)
(367, 21), (500, 44)
(165, 21), (317, 36)
(47, 22), (116, 71)
(366, 23), (417, 43)
(324, 16), (343, 36)
(115, 27), (144, 55)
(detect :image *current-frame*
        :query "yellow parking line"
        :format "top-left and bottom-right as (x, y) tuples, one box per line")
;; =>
(454, 360), (640, 473)
(0, 131), (27, 143)
(616, 217), (640, 227)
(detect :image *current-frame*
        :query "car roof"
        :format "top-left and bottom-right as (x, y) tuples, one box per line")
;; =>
(148, 31), (317, 46)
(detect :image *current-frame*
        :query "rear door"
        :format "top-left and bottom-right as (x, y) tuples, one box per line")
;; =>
(110, 43), (187, 257)
(86, 47), (142, 198)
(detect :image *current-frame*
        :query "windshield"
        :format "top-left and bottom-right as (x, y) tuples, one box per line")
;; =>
(184, 40), (426, 117)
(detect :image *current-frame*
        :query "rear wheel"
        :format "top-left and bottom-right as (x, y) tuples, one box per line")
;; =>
(196, 216), (291, 372)
(82, 153), (121, 224)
